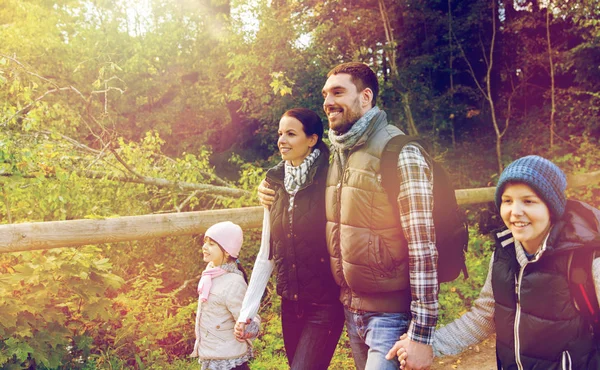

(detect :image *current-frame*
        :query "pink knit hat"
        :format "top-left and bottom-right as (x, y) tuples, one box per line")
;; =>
(204, 221), (243, 258)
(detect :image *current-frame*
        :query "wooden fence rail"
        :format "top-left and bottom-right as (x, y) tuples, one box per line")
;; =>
(1, 171), (598, 254)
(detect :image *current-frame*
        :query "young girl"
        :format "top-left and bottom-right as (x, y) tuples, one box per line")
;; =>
(190, 221), (259, 370)
(392, 155), (600, 369)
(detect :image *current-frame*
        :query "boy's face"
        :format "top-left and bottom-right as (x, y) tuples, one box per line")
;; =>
(500, 182), (551, 254)
(202, 236), (227, 266)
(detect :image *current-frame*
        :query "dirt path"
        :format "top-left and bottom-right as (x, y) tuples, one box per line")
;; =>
(431, 336), (496, 370)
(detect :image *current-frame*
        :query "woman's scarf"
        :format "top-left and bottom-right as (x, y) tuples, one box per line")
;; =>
(284, 148), (321, 196)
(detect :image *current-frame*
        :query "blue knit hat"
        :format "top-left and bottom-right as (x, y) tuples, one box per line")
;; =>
(495, 155), (567, 220)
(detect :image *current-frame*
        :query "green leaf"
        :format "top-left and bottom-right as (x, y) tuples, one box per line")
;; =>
(135, 354), (146, 370)
(4, 338), (33, 362)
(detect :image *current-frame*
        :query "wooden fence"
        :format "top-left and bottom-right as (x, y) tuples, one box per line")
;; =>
(1, 171), (599, 254)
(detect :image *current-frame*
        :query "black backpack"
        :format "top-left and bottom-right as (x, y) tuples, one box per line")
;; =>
(568, 248), (600, 337)
(381, 135), (469, 283)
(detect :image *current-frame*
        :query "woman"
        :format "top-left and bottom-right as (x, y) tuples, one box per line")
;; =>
(394, 155), (600, 369)
(235, 108), (344, 370)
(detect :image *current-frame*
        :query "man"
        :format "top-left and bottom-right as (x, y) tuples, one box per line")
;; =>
(259, 62), (437, 370)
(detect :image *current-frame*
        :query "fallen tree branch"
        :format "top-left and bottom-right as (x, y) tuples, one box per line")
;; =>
(110, 147), (145, 179)
(176, 190), (201, 212)
(0, 170), (252, 198)
(0, 53), (60, 88)
(76, 170), (252, 198)
(2, 86), (87, 126)
(38, 130), (102, 155)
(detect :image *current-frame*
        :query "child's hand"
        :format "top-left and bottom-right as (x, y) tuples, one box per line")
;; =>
(234, 319), (251, 342)
(244, 317), (260, 339)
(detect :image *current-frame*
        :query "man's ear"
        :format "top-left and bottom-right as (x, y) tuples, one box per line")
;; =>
(361, 88), (374, 108)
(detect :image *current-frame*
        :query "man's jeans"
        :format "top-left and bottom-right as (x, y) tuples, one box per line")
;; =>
(344, 308), (411, 370)
(281, 298), (345, 370)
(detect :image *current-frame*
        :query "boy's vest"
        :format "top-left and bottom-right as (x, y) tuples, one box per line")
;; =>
(492, 242), (598, 369)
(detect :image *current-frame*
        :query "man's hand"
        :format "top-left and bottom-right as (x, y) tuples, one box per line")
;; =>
(234, 319), (251, 342)
(386, 334), (433, 370)
(257, 179), (275, 209)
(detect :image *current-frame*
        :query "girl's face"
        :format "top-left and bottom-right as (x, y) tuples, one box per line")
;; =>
(500, 183), (552, 254)
(278, 115), (318, 167)
(202, 237), (228, 266)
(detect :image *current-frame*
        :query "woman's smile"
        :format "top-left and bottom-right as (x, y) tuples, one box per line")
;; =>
(277, 115), (317, 167)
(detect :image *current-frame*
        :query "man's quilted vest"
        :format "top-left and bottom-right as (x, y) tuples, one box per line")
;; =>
(267, 144), (340, 304)
(325, 113), (411, 312)
(492, 240), (598, 369)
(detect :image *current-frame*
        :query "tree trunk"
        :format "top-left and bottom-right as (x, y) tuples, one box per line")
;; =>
(378, 0), (397, 74)
(378, 0), (419, 136)
(452, 0), (505, 173)
(487, 0), (503, 174)
(546, 2), (556, 150)
(448, 0), (456, 149)
(401, 92), (419, 136)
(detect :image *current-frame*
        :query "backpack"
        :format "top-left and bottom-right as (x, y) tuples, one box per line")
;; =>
(568, 248), (600, 337)
(381, 135), (469, 283)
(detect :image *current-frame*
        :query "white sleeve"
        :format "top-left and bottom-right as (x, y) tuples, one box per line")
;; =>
(593, 257), (600, 307)
(433, 254), (496, 357)
(238, 208), (275, 323)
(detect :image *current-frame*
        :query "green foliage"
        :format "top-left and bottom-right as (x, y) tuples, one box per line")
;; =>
(438, 227), (495, 326)
(0, 120), (257, 368)
(0, 247), (123, 368)
(248, 294), (288, 370)
(104, 263), (196, 367)
(0, 0), (598, 368)
(552, 136), (600, 209)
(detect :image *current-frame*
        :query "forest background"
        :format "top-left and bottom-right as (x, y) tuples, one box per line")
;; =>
(0, 0), (599, 368)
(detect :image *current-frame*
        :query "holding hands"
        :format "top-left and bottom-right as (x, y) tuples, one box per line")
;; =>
(257, 180), (275, 209)
(386, 334), (433, 370)
(234, 317), (260, 342)
(234, 319), (251, 342)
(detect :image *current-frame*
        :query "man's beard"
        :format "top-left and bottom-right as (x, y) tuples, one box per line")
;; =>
(328, 99), (363, 134)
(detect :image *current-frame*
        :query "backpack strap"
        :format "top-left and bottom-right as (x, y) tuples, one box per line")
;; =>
(381, 135), (469, 283)
(568, 248), (600, 335)
(380, 135), (428, 217)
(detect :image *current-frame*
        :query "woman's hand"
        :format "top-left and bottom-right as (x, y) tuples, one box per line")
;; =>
(257, 180), (275, 209)
(234, 319), (252, 342)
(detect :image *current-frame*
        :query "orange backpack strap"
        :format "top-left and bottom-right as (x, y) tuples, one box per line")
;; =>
(569, 248), (600, 334)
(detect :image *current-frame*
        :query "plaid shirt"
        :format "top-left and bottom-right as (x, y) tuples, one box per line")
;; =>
(397, 144), (438, 345)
